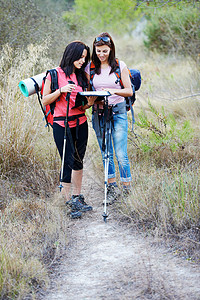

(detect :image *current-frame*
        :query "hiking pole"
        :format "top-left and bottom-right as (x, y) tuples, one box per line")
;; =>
(102, 95), (111, 223)
(59, 80), (75, 192)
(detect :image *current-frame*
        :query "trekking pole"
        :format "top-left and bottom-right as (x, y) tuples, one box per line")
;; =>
(59, 80), (75, 192)
(102, 95), (111, 223)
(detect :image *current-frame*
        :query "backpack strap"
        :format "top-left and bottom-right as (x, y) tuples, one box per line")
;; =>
(54, 113), (85, 148)
(53, 113), (85, 122)
(31, 77), (49, 128)
(89, 62), (96, 91)
(46, 69), (59, 115)
(48, 69), (58, 92)
(115, 59), (123, 87)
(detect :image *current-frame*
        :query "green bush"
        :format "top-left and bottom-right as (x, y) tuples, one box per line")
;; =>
(136, 101), (194, 153)
(63, 0), (141, 36)
(144, 5), (200, 59)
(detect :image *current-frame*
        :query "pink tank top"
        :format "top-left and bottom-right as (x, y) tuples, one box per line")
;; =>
(85, 60), (126, 106)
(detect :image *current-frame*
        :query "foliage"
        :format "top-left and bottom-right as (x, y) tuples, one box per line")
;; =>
(0, 0), (74, 61)
(0, 0), (45, 50)
(143, 3), (200, 58)
(63, 0), (141, 36)
(0, 40), (69, 300)
(135, 101), (194, 154)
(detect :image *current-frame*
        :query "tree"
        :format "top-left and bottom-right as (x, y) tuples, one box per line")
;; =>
(63, 0), (142, 35)
(143, 2), (200, 58)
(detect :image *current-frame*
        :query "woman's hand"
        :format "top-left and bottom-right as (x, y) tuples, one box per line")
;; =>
(42, 80), (77, 106)
(86, 96), (97, 106)
(61, 83), (77, 93)
(82, 96), (97, 110)
(103, 88), (117, 95)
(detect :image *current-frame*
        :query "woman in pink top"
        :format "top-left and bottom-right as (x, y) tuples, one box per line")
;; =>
(43, 41), (94, 219)
(85, 32), (133, 203)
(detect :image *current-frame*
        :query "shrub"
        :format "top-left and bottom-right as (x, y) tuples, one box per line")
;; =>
(144, 5), (200, 59)
(63, 0), (141, 36)
(130, 101), (195, 167)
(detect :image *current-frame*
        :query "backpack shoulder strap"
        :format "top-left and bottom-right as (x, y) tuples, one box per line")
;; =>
(114, 59), (123, 87)
(115, 59), (132, 87)
(89, 62), (96, 91)
(31, 76), (49, 128)
(46, 68), (59, 116)
(47, 69), (58, 92)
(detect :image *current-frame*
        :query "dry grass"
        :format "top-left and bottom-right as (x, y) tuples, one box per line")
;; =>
(114, 44), (200, 262)
(0, 44), (60, 200)
(85, 35), (200, 262)
(0, 36), (200, 298)
(0, 196), (68, 299)
(0, 44), (68, 299)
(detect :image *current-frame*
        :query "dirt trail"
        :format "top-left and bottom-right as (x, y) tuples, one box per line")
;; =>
(43, 161), (200, 300)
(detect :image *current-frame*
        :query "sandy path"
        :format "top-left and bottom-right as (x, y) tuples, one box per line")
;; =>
(43, 161), (200, 300)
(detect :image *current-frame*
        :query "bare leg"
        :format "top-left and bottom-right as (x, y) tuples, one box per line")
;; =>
(108, 177), (131, 187)
(72, 169), (83, 195)
(61, 182), (71, 201)
(123, 182), (131, 187)
(108, 177), (116, 184)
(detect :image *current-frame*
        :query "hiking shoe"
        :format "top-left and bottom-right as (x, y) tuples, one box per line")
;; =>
(121, 186), (132, 199)
(65, 199), (73, 207)
(79, 194), (93, 210)
(66, 194), (93, 211)
(71, 210), (82, 219)
(71, 195), (93, 212)
(104, 184), (121, 205)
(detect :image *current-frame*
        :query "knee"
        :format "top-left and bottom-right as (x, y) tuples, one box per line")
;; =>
(116, 151), (129, 166)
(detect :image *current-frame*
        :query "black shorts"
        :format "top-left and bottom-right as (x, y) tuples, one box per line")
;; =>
(53, 120), (88, 183)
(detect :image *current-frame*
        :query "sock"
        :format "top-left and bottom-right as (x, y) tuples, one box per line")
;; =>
(123, 185), (131, 190)
(108, 182), (118, 187)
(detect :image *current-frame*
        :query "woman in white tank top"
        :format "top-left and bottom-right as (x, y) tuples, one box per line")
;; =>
(85, 32), (133, 204)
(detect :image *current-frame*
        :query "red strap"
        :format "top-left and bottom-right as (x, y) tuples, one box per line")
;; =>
(115, 59), (123, 87)
(90, 61), (95, 69)
(90, 62), (96, 81)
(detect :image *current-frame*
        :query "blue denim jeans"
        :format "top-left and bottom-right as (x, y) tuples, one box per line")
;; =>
(92, 111), (132, 183)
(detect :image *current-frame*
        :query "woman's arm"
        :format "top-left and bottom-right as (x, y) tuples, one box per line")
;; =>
(42, 78), (61, 106)
(81, 72), (98, 109)
(42, 78), (76, 106)
(104, 66), (133, 97)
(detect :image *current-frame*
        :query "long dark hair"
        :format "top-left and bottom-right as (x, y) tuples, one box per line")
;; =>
(92, 32), (117, 75)
(60, 41), (90, 88)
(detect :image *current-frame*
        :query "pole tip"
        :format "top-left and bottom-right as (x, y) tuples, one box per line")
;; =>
(102, 212), (108, 223)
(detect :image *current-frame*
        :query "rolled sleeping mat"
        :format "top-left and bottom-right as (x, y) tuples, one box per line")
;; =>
(18, 71), (46, 97)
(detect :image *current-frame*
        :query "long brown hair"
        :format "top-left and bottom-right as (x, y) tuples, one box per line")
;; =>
(91, 32), (117, 75)
(60, 41), (90, 88)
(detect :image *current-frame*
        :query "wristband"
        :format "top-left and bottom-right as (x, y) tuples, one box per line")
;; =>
(59, 87), (62, 94)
